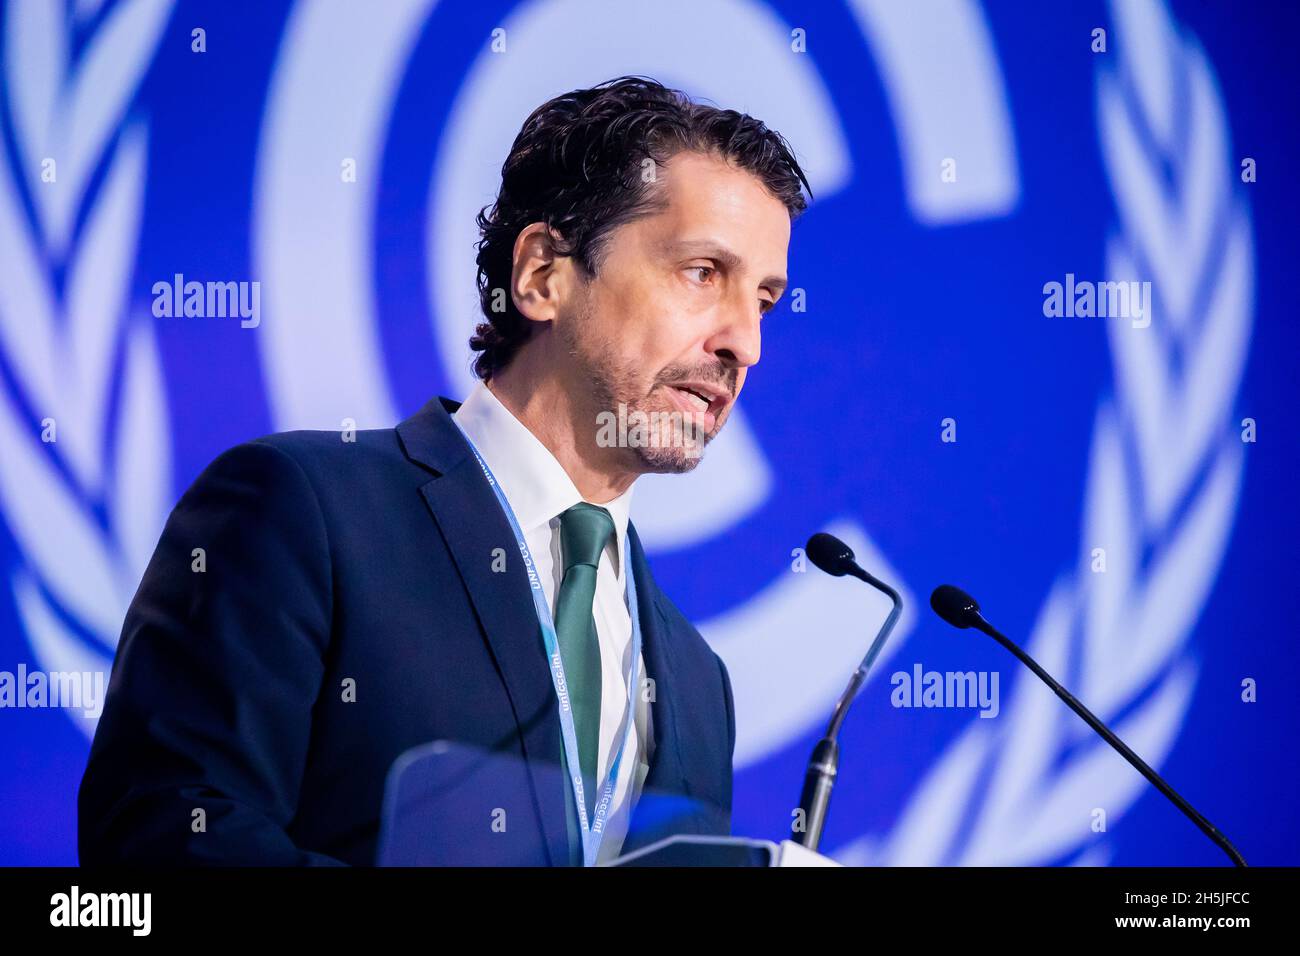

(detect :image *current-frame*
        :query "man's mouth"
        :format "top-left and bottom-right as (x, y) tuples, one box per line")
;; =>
(674, 385), (712, 413)
(662, 381), (729, 433)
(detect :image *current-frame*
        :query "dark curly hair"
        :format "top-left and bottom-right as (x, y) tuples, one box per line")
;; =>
(469, 75), (813, 380)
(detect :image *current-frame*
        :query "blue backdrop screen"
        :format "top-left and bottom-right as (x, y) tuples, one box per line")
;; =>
(1, 0), (1296, 866)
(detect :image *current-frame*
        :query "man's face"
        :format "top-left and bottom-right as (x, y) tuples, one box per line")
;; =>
(558, 149), (792, 473)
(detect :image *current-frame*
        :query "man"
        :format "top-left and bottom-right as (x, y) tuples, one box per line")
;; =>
(78, 75), (811, 865)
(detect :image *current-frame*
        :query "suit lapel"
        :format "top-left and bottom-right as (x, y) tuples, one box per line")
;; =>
(398, 397), (570, 867)
(623, 523), (693, 852)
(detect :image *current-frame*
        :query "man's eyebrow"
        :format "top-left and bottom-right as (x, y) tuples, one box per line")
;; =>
(662, 239), (788, 293)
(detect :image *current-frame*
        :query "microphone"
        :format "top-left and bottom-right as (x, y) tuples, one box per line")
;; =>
(794, 533), (904, 851)
(929, 584), (1247, 867)
(929, 584), (984, 629)
(806, 532), (858, 577)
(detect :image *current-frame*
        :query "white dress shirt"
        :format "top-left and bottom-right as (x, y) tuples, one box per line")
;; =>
(452, 381), (653, 864)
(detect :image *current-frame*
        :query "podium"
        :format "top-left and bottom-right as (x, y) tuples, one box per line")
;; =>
(377, 740), (841, 866)
(607, 835), (841, 867)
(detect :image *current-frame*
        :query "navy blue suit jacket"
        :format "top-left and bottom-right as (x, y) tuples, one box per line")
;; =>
(78, 396), (736, 865)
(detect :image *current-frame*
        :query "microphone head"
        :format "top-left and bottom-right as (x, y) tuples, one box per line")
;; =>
(930, 585), (983, 629)
(806, 532), (858, 577)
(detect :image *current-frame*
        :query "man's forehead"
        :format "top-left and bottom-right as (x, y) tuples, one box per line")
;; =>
(657, 153), (787, 218)
(644, 170), (789, 266)
(608, 151), (792, 276)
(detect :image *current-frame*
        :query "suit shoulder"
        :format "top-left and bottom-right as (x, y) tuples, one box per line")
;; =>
(236, 425), (427, 490)
(246, 425), (406, 470)
(179, 426), (414, 519)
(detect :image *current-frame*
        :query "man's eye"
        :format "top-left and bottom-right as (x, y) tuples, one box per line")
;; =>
(689, 265), (715, 283)
(760, 299), (775, 315)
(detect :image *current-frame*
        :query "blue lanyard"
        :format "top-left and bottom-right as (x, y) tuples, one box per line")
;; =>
(454, 424), (642, 867)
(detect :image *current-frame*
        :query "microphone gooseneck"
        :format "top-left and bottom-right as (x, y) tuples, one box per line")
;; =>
(928, 584), (1247, 867)
(794, 533), (905, 851)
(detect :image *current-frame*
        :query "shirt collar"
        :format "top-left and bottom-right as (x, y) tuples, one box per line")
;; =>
(452, 381), (634, 578)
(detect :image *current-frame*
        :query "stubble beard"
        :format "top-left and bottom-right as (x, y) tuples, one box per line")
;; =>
(559, 302), (717, 475)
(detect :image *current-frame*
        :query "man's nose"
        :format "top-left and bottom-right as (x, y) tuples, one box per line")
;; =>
(705, 289), (762, 370)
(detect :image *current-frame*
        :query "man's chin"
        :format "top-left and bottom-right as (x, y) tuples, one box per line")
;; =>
(633, 444), (708, 474)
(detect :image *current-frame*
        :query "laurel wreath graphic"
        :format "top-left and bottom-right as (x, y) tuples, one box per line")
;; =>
(837, 0), (1253, 866)
(0, 0), (175, 738)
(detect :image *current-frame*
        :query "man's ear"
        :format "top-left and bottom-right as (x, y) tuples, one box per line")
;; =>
(511, 223), (576, 325)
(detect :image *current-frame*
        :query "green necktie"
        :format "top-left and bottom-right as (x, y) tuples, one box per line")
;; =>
(554, 502), (613, 828)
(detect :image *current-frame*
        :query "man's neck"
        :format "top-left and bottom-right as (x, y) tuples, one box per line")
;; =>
(485, 363), (637, 505)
